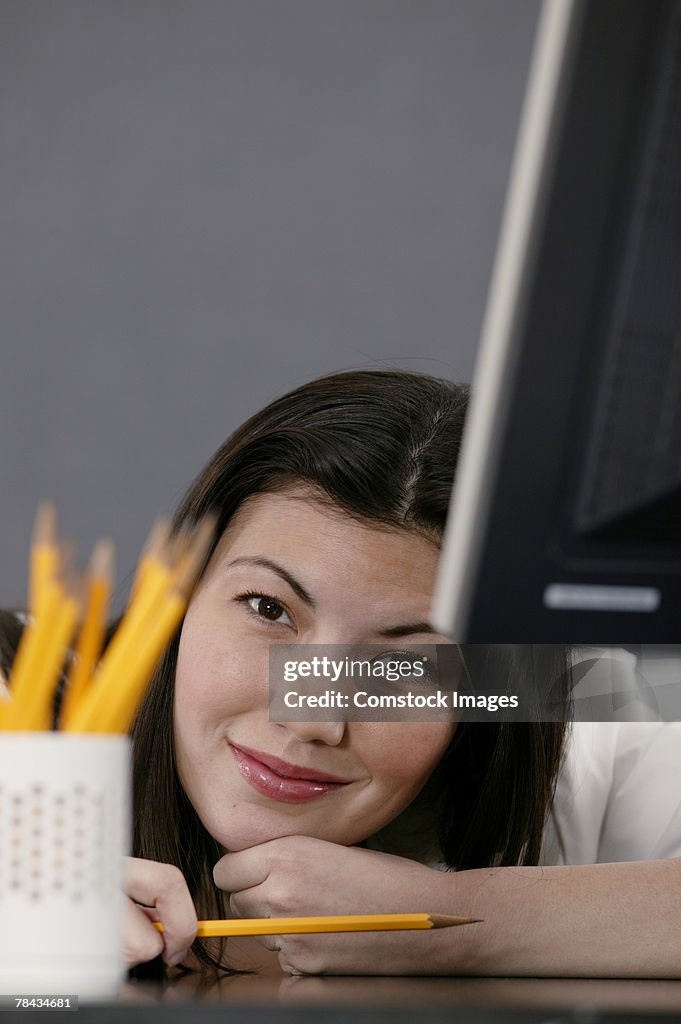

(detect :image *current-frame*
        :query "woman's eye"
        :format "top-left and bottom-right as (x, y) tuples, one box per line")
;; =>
(245, 594), (293, 626)
(371, 651), (438, 684)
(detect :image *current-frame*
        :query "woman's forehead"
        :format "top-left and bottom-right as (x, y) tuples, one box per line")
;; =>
(220, 488), (434, 548)
(205, 490), (441, 596)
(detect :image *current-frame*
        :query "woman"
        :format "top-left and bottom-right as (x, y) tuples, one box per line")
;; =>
(2, 370), (679, 977)
(120, 369), (681, 979)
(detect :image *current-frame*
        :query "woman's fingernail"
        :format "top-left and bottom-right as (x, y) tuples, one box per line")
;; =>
(167, 951), (185, 967)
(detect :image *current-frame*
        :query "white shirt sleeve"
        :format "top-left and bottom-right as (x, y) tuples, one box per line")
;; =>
(541, 720), (681, 865)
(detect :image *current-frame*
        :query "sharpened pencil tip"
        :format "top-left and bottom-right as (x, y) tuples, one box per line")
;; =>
(428, 914), (483, 928)
(89, 537), (115, 581)
(33, 500), (57, 546)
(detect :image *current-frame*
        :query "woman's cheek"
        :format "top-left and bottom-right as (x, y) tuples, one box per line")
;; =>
(360, 724), (453, 789)
(177, 646), (267, 724)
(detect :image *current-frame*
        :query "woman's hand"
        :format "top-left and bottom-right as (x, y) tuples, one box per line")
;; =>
(213, 840), (681, 979)
(212, 836), (468, 976)
(123, 857), (198, 969)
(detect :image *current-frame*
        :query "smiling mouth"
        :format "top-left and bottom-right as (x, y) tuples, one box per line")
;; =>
(229, 743), (351, 804)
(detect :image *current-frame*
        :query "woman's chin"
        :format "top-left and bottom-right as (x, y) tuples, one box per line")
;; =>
(205, 816), (292, 852)
(208, 819), (324, 852)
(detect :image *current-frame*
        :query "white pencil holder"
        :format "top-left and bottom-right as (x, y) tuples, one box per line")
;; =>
(0, 733), (130, 1001)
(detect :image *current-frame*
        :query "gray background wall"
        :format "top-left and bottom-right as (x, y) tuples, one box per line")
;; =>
(1, 0), (541, 608)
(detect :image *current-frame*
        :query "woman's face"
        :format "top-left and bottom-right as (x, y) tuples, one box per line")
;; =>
(173, 488), (455, 852)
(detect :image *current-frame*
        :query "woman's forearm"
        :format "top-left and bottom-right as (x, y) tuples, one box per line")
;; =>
(432, 857), (681, 978)
(211, 837), (680, 978)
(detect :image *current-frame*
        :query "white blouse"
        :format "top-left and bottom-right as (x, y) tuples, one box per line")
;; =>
(366, 720), (681, 869)
(540, 721), (681, 865)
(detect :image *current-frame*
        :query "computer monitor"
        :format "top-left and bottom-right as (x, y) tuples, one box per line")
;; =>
(432, 0), (681, 643)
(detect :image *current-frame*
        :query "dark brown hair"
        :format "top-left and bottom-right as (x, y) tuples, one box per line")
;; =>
(0, 610), (24, 684)
(127, 369), (569, 976)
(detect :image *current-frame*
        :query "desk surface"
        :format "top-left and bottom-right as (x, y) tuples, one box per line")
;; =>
(4, 975), (681, 1023)
(127, 972), (681, 1016)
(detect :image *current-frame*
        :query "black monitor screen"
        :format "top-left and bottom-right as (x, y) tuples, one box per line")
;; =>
(433, 0), (681, 643)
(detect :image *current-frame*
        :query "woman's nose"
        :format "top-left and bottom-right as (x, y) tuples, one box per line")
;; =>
(272, 718), (347, 746)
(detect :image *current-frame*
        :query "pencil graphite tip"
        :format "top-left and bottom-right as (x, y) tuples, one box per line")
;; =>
(428, 914), (483, 928)
(142, 517), (172, 561)
(33, 500), (57, 547)
(90, 537), (115, 580)
(173, 515), (218, 595)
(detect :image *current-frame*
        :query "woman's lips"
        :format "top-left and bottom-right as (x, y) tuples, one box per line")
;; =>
(229, 743), (351, 804)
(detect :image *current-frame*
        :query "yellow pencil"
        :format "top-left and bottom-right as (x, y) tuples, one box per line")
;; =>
(96, 518), (216, 733)
(169, 516), (216, 595)
(18, 583), (80, 732)
(28, 501), (58, 619)
(126, 518), (172, 608)
(3, 507), (216, 734)
(2, 579), (62, 730)
(60, 538), (115, 730)
(67, 516), (216, 733)
(153, 913), (482, 937)
(66, 551), (174, 732)
(72, 588), (186, 733)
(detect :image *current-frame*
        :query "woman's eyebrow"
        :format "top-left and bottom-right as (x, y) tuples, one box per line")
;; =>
(377, 621), (441, 639)
(224, 556), (315, 607)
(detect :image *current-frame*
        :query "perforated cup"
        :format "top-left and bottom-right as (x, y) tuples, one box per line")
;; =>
(0, 733), (130, 1000)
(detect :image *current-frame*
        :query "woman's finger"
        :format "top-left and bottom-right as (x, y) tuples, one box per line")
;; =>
(213, 845), (272, 894)
(122, 898), (164, 968)
(123, 857), (197, 966)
